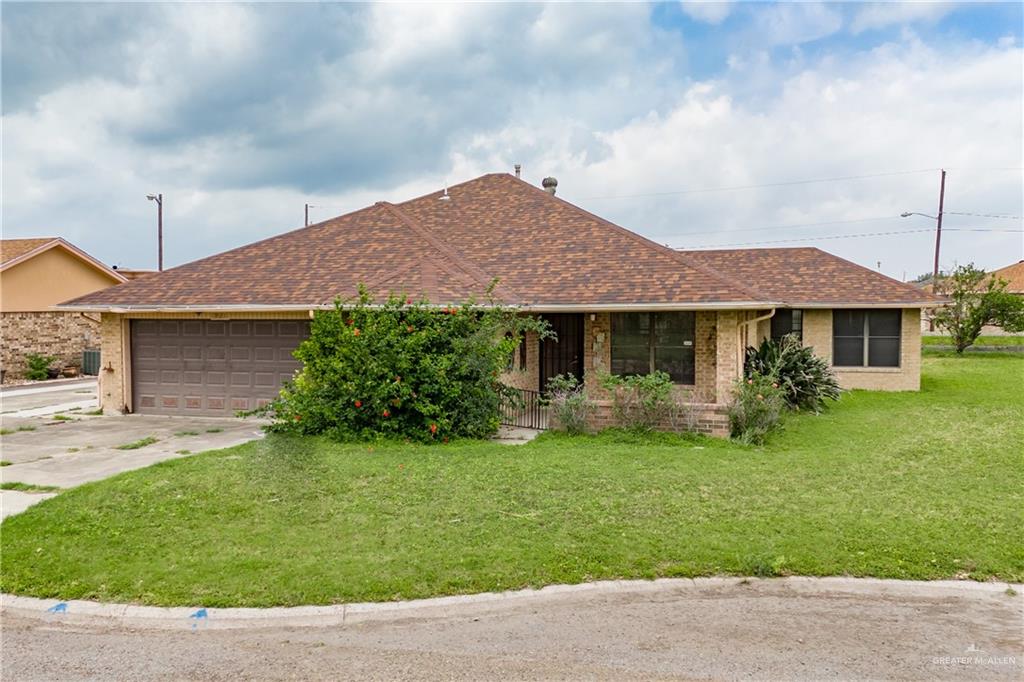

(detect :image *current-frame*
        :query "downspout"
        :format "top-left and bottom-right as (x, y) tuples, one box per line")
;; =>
(735, 308), (776, 373)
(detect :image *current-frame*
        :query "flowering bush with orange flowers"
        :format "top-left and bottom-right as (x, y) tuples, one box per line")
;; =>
(261, 284), (549, 442)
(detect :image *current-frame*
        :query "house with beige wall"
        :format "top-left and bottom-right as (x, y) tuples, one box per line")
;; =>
(59, 173), (941, 435)
(1, 237), (126, 380)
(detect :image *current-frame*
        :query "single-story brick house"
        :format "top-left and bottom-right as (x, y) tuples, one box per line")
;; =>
(60, 173), (943, 435)
(1, 237), (127, 380)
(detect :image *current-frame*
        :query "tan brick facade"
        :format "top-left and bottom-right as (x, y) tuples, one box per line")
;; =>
(98, 307), (924, 423)
(801, 308), (921, 391)
(0, 311), (101, 380)
(501, 310), (741, 437)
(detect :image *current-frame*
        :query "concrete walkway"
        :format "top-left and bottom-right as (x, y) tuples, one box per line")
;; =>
(3, 577), (1021, 680)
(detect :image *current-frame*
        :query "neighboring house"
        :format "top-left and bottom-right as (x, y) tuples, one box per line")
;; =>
(111, 267), (158, 281)
(987, 260), (1024, 296)
(60, 174), (942, 435)
(1, 238), (127, 380)
(920, 259), (1024, 334)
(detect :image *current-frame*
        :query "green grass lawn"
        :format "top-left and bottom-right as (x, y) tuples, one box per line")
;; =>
(922, 334), (1024, 346)
(1, 355), (1021, 607)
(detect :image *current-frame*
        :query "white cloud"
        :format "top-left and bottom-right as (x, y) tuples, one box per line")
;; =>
(851, 2), (958, 34)
(680, 2), (733, 25)
(490, 38), (1022, 277)
(749, 3), (844, 46)
(2, 4), (1021, 281)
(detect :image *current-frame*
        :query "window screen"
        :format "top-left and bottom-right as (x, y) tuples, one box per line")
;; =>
(832, 310), (901, 367)
(612, 312), (696, 384)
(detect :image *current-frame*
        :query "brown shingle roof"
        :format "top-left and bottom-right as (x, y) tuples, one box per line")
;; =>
(989, 260), (1024, 294)
(62, 173), (939, 310)
(684, 247), (944, 306)
(1, 238), (60, 267)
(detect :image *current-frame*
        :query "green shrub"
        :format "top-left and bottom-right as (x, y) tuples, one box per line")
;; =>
(24, 353), (57, 381)
(728, 373), (786, 444)
(599, 371), (677, 432)
(744, 335), (840, 412)
(262, 287), (549, 442)
(545, 374), (594, 435)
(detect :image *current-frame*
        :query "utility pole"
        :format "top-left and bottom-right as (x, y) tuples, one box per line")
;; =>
(147, 193), (164, 271)
(305, 203), (310, 227)
(932, 169), (946, 286)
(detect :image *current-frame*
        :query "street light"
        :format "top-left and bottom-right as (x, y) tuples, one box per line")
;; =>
(900, 212), (937, 220)
(147, 193), (163, 271)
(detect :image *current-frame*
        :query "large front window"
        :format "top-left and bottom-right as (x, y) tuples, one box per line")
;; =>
(611, 312), (696, 384)
(833, 309), (901, 367)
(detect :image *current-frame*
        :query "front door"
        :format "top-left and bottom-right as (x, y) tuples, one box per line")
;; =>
(539, 313), (584, 391)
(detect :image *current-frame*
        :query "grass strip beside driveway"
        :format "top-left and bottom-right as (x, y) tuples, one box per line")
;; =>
(1, 355), (1021, 607)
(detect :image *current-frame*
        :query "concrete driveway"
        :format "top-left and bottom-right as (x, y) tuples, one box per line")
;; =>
(0, 411), (266, 519)
(1, 377), (99, 417)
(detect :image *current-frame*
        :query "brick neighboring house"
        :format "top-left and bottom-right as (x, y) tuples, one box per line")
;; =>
(1, 238), (127, 381)
(59, 173), (943, 435)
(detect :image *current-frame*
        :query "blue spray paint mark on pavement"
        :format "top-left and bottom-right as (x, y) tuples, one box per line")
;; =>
(46, 602), (68, 614)
(190, 607), (208, 631)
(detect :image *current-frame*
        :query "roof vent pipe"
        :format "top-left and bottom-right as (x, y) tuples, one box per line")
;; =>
(514, 164), (521, 179)
(542, 177), (558, 195)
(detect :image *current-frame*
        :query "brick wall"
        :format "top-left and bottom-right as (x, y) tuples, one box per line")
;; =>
(500, 329), (540, 391)
(715, 310), (741, 404)
(0, 311), (101, 380)
(579, 401), (730, 437)
(803, 308), (922, 391)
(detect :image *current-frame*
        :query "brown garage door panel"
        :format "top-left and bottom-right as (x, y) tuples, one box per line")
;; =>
(131, 319), (309, 416)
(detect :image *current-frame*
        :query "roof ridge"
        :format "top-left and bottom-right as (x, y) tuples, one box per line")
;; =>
(395, 173), (508, 207)
(377, 201), (522, 303)
(500, 174), (776, 303)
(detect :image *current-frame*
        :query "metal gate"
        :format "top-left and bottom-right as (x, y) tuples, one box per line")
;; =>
(500, 388), (548, 430)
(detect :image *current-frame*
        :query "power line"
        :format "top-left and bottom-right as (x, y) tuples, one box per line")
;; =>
(677, 226), (1022, 249)
(579, 168), (939, 200)
(669, 215), (895, 237)
(944, 227), (1024, 233)
(678, 228), (934, 249)
(945, 211), (1022, 220)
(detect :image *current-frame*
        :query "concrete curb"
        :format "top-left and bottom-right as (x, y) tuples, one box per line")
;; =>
(3, 577), (1020, 631)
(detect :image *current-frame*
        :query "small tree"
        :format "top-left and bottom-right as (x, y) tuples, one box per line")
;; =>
(931, 264), (1024, 353)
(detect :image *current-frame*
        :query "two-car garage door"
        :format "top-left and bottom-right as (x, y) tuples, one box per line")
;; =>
(131, 319), (309, 416)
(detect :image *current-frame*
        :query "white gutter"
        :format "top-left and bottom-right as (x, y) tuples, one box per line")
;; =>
(737, 308), (776, 330)
(56, 301), (783, 314)
(55, 300), (942, 314)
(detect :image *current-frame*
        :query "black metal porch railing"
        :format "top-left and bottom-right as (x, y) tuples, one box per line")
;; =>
(500, 388), (549, 430)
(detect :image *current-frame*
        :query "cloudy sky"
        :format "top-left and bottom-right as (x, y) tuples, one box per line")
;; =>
(3, 2), (1022, 281)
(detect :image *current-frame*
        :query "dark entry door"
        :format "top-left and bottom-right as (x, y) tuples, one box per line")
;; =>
(539, 314), (584, 391)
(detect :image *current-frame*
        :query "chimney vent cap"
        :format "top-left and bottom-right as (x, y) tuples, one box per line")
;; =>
(542, 176), (558, 195)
